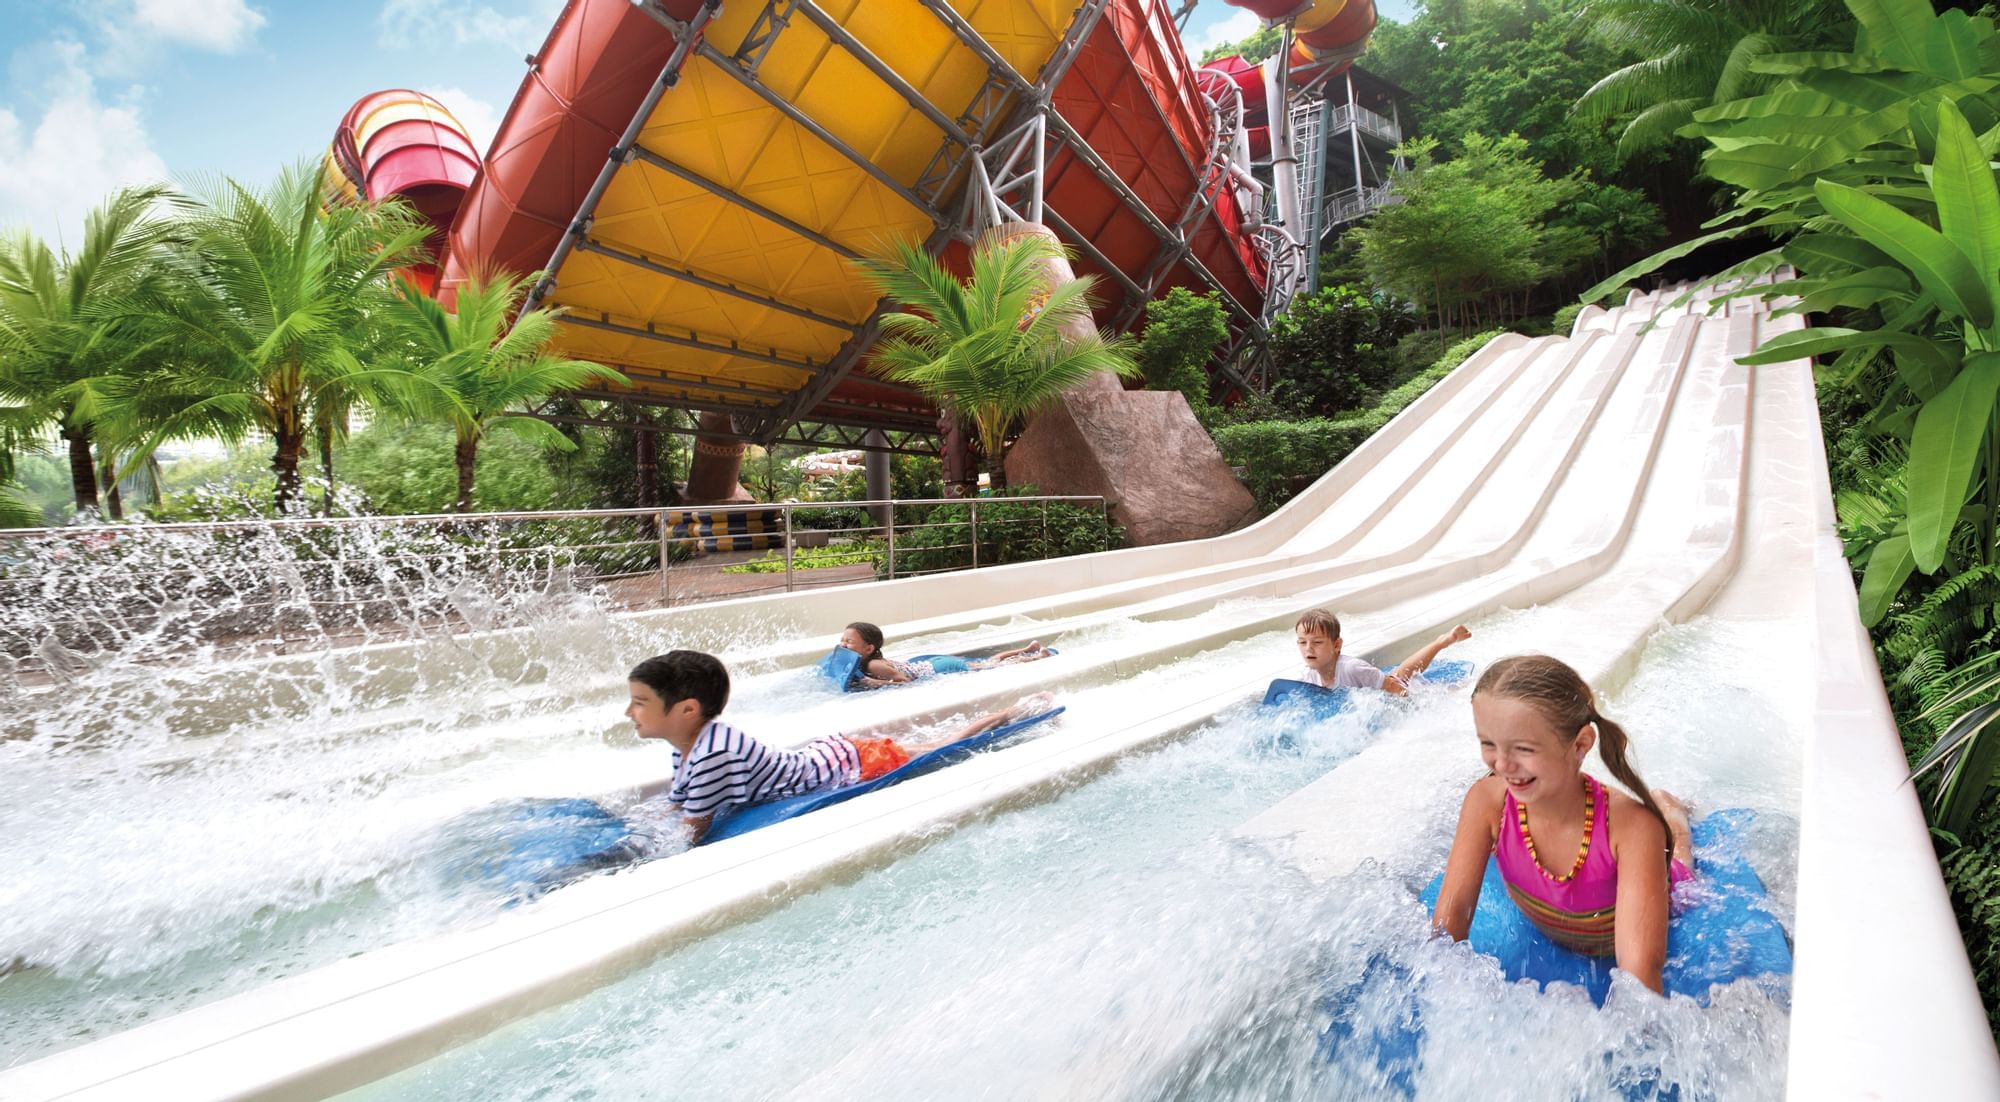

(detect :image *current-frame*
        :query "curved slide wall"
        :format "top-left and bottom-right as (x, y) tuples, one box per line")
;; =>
(438, 0), (1268, 427)
(322, 90), (480, 297)
(6, 285), (1994, 1099)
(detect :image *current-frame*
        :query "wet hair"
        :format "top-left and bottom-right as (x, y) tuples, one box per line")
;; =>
(628, 650), (730, 720)
(1295, 608), (1341, 641)
(844, 621), (887, 663)
(1473, 655), (1673, 864)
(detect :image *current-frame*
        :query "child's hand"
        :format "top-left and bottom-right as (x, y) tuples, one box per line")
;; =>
(1447, 625), (1471, 644)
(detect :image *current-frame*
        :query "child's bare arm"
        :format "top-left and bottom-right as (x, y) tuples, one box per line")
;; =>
(1433, 777), (1501, 940)
(1391, 625), (1472, 688)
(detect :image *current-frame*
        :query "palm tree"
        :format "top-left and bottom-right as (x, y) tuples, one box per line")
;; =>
(128, 163), (433, 512)
(854, 234), (1138, 490)
(385, 270), (623, 512)
(0, 185), (173, 515)
(0, 404), (47, 527)
(1573, 0), (1850, 161)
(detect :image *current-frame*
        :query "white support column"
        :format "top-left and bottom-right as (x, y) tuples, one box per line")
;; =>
(1347, 70), (1364, 194)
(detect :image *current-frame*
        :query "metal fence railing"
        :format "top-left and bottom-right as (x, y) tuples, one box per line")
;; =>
(0, 496), (1113, 679)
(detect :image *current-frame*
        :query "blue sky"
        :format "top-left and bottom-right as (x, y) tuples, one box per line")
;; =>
(0, 0), (1414, 246)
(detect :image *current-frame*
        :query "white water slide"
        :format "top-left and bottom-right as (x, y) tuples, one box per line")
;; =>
(5, 285), (1995, 1100)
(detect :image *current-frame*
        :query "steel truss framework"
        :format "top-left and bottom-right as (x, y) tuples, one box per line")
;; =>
(532, 0), (1285, 449)
(530, 400), (943, 457)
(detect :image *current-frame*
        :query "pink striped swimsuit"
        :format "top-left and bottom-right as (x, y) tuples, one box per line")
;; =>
(1495, 774), (1692, 956)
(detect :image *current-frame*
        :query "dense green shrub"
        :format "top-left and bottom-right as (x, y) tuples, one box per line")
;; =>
(1138, 288), (1228, 425)
(891, 486), (1120, 576)
(1268, 285), (1418, 417)
(1550, 303), (1586, 338)
(1218, 329), (1504, 511)
(722, 541), (884, 574)
(1943, 800), (2000, 1040)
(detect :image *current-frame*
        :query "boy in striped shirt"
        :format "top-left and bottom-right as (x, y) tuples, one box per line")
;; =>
(627, 650), (1049, 843)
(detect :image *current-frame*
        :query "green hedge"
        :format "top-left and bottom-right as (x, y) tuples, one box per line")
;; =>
(1216, 329), (1505, 511)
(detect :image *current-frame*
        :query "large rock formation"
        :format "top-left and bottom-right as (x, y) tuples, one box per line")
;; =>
(1005, 387), (1259, 547)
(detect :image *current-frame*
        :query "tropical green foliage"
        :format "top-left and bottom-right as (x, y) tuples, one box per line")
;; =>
(1940, 798), (2000, 1039)
(1268, 285), (1418, 416)
(1352, 134), (1590, 336)
(1587, 0), (2000, 1012)
(1138, 288), (1227, 424)
(1601, 0), (2000, 593)
(121, 163), (433, 511)
(855, 234), (1139, 489)
(722, 541), (885, 575)
(385, 270), (622, 511)
(1200, 22), (1282, 64)
(1573, 0), (1852, 160)
(0, 185), (174, 515)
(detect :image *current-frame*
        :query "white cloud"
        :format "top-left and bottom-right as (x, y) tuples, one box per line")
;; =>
(377, 0), (563, 51)
(1184, 10), (1263, 59)
(0, 41), (170, 247)
(131, 0), (268, 53)
(420, 86), (499, 156)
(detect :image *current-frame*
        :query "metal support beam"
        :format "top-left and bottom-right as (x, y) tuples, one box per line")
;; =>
(750, 220), (953, 444)
(730, 0), (792, 71)
(625, 144), (860, 260)
(520, 0), (720, 318)
(964, 113), (1049, 231)
(556, 313), (824, 373)
(574, 238), (854, 330)
(683, 35), (952, 225)
(790, 0), (977, 146)
(1041, 207), (1145, 304)
(915, 0), (1262, 328)
(531, 405), (939, 455)
(562, 384), (935, 434)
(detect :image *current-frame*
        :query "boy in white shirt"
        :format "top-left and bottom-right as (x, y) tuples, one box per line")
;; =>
(1292, 607), (1470, 695)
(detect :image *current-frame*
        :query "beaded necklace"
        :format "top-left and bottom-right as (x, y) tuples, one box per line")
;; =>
(1517, 775), (1595, 882)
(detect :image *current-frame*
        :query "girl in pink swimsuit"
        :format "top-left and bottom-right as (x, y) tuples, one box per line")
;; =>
(1431, 655), (1695, 993)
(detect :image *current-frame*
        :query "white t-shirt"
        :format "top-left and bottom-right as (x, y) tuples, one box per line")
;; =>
(668, 721), (858, 818)
(1296, 654), (1388, 691)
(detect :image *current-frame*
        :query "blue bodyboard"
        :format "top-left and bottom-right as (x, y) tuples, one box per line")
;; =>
(817, 646), (863, 689)
(1414, 807), (1792, 1004)
(1262, 659), (1473, 714)
(1322, 810), (1792, 1097)
(1259, 661), (1476, 745)
(706, 706), (1065, 840)
(445, 796), (645, 897)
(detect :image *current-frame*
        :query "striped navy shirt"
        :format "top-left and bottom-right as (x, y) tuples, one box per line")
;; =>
(668, 720), (858, 818)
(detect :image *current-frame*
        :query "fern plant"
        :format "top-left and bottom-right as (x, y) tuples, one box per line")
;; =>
(1885, 564), (2000, 838)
